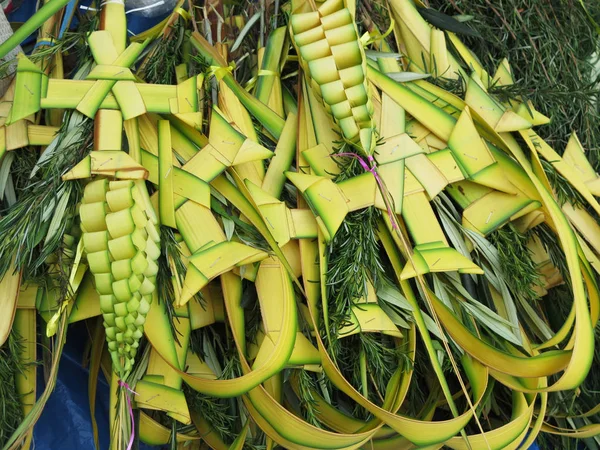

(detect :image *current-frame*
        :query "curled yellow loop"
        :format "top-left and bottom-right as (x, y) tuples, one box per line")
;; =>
(46, 302), (69, 337)
(360, 18), (396, 47)
(174, 7), (191, 21)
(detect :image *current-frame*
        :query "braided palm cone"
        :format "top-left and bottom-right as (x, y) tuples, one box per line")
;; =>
(291, 0), (375, 152)
(80, 179), (160, 378)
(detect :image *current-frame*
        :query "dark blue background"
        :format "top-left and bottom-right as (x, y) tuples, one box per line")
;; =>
(8, 0), (169, 46)
(33, 322), (158, 450)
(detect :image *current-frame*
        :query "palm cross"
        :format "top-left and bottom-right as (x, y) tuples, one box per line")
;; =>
(5, 12), (277, 311)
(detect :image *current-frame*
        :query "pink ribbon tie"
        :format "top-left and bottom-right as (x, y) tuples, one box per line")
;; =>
(334, 152), (399, 230)
(118, 380), (138, 450)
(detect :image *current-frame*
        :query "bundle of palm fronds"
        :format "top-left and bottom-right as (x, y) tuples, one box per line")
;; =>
(0, 0), (599, 449)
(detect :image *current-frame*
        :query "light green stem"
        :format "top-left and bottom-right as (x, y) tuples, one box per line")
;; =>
(359, 347), (368, 399)
(0, 0), (70, 60)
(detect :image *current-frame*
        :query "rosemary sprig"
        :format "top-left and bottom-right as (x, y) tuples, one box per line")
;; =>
(0, 330), (25, 447)
(187, 326), (239, 443)
(429, 0), (600, 168)
(185, 386), (236, 442)
(157, 226), (187, 341)
(488, 223), (542, 301)
(325, 203), (383, 350)
(359, 333), (407, 396)
(335, 333), (409, 418)
(295, 370), (323, 428)
(0, 112), (93, 280)
(540, 159), (588, 208)
(7, 149), (38, 196)
(321, 146), (392, 414)
(142, 18), (186, 85)
(325, 149), (384, 346)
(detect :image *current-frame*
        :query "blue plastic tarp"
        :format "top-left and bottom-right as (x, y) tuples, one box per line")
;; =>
(33, 322), (157, 450)
(8, 0), (169, 47)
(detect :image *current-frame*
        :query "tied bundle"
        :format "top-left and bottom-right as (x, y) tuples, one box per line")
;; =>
(0, 0), (599, 449)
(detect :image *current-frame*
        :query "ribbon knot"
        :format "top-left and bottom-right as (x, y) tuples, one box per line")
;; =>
(366, 155), (377, 171)
(118, 380), (138, 450)
(208, 61), (236, 82)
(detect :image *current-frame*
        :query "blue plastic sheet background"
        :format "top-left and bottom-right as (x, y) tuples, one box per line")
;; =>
(6, 2), (541, 449)
(33, 322), (157, 450)
(8, 0), (169, 47)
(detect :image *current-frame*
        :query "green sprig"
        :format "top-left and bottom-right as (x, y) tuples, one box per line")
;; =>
(0, 112), (92, 280)
(0, 330), (25, 447)
(142, 18), (186, 85)
(294, 370), (324, 428)
(430, 0), (600, 168)
(488, 223), (542, 301)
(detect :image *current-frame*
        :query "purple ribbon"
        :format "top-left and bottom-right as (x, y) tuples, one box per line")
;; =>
(334, 152), (399, 230)
(118, 380), (138, 450)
